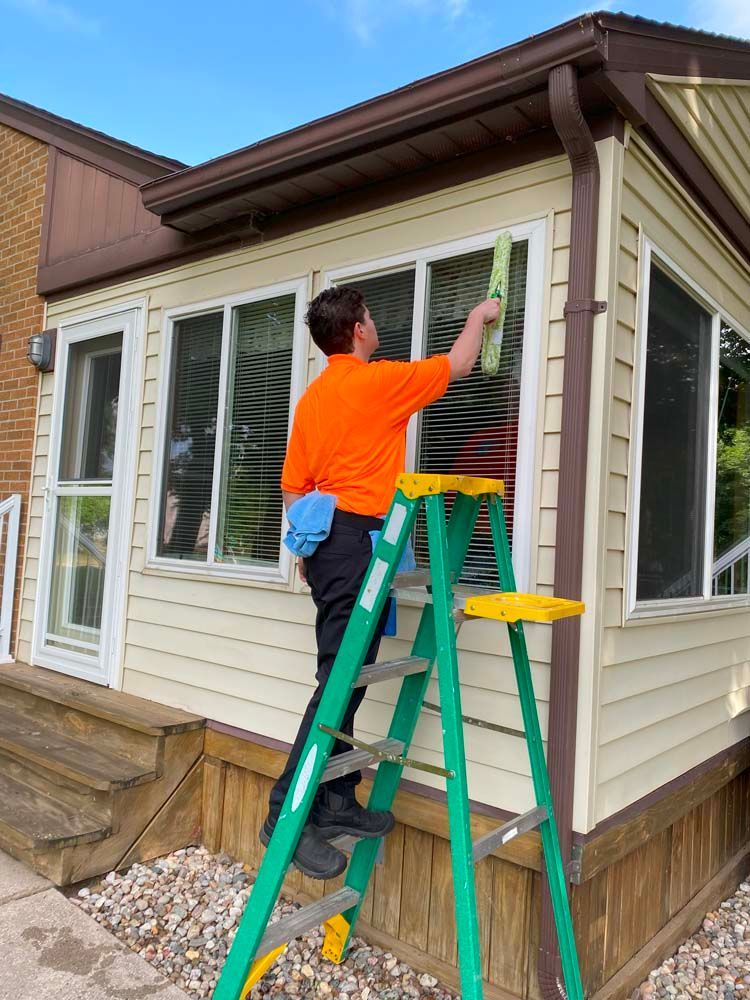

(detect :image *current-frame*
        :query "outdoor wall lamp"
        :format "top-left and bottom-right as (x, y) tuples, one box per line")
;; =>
(27, 329), (56, 372)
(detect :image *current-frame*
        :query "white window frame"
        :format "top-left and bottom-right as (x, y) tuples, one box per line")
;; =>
(149, 277), (310, 585)
(324, 218), (547, 592)
(627, 237), (750, 620)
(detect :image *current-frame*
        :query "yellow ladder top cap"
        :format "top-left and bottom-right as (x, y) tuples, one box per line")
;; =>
(464, 592), (585, 623)
(396, 473), (504, 499)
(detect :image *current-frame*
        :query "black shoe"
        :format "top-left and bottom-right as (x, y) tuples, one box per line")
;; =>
(260, 817), (347, 880)
(312, 790), (395, 840)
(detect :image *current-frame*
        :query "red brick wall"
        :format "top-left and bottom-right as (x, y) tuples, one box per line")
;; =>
(0, 123), (47, 657)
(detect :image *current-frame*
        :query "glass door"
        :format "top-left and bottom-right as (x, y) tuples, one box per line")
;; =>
(36, 310), (137, 685)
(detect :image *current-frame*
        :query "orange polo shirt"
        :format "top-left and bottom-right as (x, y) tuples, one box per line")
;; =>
(281, 353), (451, 516)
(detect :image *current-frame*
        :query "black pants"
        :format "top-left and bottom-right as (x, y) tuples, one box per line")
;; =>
(268, 510), (388, 821)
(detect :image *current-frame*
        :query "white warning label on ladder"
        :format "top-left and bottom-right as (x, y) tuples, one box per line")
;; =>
(383, 503), (407, 545)
(360, 558), (388, 612)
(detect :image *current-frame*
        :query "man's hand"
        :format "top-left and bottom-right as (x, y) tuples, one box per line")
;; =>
(447, 297), (502, 381)
(297, 556), (307, 584)
(474, 297), (501, 326)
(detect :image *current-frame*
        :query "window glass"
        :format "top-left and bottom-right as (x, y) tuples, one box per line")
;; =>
(158, 312), (222, 560)
(343, 270), (415, 362)
(417, 241), (528, 586)
(712, 324), (750, 596)
(636, 265), (712, 600)
(59, 333), (122, 481)
(216, 295), (296, 566)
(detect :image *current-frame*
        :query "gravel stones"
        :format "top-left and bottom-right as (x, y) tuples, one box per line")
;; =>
(70, 846), (457, 999)
(631, 877), (750, 1000)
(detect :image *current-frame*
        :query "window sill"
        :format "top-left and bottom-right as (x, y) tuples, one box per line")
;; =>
(142, 559), (292, 590)
(625, 595), (750, 626)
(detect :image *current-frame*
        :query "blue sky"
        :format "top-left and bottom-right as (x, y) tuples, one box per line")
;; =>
(2, 0), (749, 166)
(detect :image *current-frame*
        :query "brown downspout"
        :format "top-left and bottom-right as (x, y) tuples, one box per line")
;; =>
(538, 63), (605, 999)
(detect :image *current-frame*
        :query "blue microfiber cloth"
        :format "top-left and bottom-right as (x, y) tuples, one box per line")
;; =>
(370, 532), (417, 636)
(283, 490), (337, 557)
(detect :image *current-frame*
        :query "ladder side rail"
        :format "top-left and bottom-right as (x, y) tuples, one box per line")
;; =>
(214, 491), (419, 1000)
(426, 491), (484, 1000)
(334, 491), (482, 958)
(487, 496), (584, 1000)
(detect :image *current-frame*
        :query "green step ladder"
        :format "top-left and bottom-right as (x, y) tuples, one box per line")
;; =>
(214, 473), (585, 1000)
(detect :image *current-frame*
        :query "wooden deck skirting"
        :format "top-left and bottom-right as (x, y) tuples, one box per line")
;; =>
(202, 726), (750, 999)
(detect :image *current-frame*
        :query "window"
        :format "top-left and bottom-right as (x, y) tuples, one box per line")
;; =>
(336, 226), (539, 588)
(632, 247), (750, 612)
(155, 281), (305, 579)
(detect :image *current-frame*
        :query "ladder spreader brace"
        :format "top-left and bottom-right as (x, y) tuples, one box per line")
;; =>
(214, 473), (585, 1000)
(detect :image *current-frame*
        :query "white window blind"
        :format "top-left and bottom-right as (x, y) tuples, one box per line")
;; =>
(156, 287), (301, 576)
(216, 295), (295, 566)
(158, 312), (223, 560)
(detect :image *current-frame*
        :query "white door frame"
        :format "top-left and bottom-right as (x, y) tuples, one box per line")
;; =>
(33, 299), (145, 686)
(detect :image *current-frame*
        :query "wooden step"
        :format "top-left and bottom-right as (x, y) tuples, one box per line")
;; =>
(0, 662), (205, 736)
(0, 704), (158, 791)
(0, 771), (110, 850)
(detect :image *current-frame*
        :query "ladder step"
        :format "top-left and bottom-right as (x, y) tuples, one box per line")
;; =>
(392, 569), (430, 589)
(258, 888), (360, 956)
(472, 805), (548, 863)
(321, 738), (405, 782)
(354, 656), (430, 689)
(330, 834), (385, 866)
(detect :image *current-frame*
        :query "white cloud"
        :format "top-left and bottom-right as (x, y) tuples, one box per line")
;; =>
(7, 0), (100, 34)
(330, 0), (469, 46)
(690, 0), (750, 39)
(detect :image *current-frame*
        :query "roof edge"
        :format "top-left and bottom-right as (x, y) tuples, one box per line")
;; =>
(0, 92), (186, 184)
(141, 15), (606, 217)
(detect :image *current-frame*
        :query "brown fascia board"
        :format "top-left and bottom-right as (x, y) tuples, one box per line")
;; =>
(598, 13), (750, 79)
(39, 126), (570, 300)
(140, 16), (607, 220)
(0, 92), (185, 185)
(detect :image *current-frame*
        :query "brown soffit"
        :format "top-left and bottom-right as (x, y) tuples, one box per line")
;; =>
(0, 92), (186, 185)
(140, 16), (607, 225)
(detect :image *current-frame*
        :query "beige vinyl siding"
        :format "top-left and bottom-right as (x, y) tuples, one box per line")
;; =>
(595, 133), (750, 824)
(22, 149), (612, 816)
(648, 77), (750, 226)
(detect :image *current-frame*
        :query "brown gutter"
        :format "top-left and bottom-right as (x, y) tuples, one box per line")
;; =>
(141, 16), (605, 220)
(540, 63), (605, 1000)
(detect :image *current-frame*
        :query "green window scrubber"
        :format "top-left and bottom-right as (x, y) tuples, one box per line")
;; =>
(481, 231), (513, 375)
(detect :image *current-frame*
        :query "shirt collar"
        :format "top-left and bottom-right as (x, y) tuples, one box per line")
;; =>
(327, 353), (365, 366)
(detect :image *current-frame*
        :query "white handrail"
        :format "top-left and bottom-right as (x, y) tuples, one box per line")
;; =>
(0, 495), (21, 662)
(712, 534), (750, 596)
(713, 535), (750, 577)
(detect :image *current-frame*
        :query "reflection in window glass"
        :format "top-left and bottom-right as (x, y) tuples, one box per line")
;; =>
(47, 495), (110, 656)
(59, 334), (122, 481)
(637, 265), (713, 601)
(712, 324), (750, 595)
(158, 313), (222, 560)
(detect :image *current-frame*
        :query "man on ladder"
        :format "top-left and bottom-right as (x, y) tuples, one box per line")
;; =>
(262, 286), (501, 880)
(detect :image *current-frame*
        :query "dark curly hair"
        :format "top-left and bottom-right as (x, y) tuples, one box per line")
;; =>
(305, 286), (367, 356)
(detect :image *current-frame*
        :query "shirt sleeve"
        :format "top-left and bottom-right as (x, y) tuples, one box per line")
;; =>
(374, 356), (451, 427)
(281, 414), (315, 494)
